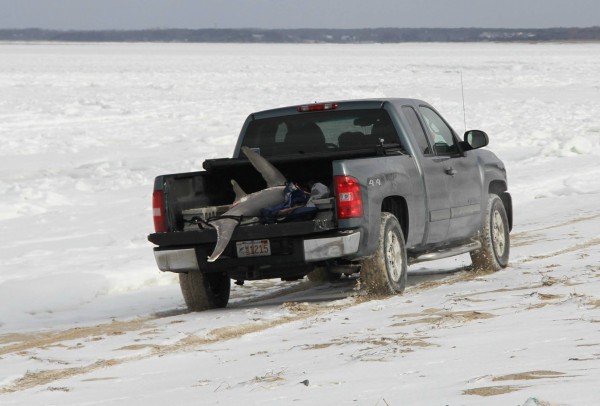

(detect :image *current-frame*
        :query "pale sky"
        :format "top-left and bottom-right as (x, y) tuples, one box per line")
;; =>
(1, 0), (599, 30)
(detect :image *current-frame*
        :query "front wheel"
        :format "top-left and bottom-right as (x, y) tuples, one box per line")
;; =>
(179, 271), (230, 311)
(359, 212), (407, 295)
(470, 194), (510, 272)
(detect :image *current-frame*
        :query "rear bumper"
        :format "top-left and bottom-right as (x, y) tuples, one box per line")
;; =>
(303, 231), (361, 262)
(154, 248), (199, 273)
(153, 231), (361, 273)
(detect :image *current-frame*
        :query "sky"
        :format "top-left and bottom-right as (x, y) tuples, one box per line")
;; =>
(0, 0), (599, 30)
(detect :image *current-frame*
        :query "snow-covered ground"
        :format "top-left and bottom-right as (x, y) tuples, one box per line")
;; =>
(0, 42), (599, 405)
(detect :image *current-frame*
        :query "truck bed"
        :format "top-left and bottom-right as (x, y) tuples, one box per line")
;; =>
(161, 148), (387, 232)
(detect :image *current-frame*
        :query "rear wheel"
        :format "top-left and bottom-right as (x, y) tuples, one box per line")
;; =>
(359, 212), (407, 295)
(470, 194), (510, 272)
(179, 271), (230, 311)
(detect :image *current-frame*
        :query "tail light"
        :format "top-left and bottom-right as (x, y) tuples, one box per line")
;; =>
(334, 175), (363, 219)
(152, 190), (167, 232)
(297, 103), (338, 112)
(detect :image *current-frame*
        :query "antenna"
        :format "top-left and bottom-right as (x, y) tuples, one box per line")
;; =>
(460, 71), (467, 133)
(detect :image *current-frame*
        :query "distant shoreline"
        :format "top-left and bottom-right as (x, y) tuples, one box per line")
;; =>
(1, 27), (599, 43)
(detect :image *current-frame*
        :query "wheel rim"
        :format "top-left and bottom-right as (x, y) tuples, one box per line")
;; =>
(491, 209), (506, 257)
(385, 230), (403, 281)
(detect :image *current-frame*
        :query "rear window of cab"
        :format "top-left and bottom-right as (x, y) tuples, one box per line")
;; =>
(242, 109), (401, 156)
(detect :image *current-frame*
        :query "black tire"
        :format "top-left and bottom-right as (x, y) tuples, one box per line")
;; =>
(470, 194), (510, 272)
(359, 212), (407, 295)
(179, 271), (230, 311)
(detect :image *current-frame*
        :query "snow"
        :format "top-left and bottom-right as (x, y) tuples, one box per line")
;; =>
(1, 42), (599, 405)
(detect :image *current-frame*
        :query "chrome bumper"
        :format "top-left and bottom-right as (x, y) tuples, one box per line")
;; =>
(154, 248), (200, 272)
(303, 231), (361, 262)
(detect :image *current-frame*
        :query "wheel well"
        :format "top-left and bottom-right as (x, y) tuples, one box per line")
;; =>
(489, 180), (506, 196)
(381, 196), (409, 239)
(489, 180), (513, 231)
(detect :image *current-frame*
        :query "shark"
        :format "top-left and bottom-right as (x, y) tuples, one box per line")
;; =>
(206, 146), (287, 262)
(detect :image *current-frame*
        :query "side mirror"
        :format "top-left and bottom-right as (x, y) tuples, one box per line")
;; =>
(464, 130), (489, 150)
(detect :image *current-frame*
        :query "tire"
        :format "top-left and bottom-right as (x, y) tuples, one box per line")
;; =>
(470, 194), (510, 272)
(359, 212), (407, 295)
(179, 271), (230, 311)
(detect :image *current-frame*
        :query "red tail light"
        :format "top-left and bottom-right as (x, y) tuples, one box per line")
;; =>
(297, 103), (338, 112)
(152, 190), (167, 233)
(334, 175), (363, 219)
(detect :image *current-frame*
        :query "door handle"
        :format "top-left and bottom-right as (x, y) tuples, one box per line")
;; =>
(445, 167), (457, 176)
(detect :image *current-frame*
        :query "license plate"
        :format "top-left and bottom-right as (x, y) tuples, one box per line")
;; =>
(236, 239), (271, 258)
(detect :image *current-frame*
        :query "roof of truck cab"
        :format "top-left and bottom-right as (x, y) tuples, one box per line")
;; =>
(250, 98), (429, 120)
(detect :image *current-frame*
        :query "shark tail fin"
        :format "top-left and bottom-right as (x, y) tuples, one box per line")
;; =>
(231, 179), (247, 203)
(207, 218), (238, 262)
(241, 146), (287, 187)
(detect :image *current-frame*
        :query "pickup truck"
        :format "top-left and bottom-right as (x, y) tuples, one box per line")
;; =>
(148, 98), (512, 311)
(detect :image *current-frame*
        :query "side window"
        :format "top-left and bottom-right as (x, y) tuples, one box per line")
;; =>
(274, 122), (288, 143)
(402, 106), (432, 155)
(418, 106), (458, 155)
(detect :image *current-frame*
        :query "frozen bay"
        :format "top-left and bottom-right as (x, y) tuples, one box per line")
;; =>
(0, 42), (599, 405)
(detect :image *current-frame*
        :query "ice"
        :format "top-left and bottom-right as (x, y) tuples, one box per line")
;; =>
(0, 42), (599, 405)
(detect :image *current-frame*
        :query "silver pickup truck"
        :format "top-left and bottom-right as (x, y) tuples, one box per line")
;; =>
(148, 98), (512, 311)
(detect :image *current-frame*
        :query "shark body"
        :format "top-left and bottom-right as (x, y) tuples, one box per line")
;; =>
(206, 146), (287, 262)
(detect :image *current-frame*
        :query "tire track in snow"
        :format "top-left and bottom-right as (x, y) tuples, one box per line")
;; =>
(0, 281), (326, 356)
(519, 237), (600, 263)
(0, 301), (354, 393)
(511, 213), (600, 248)
(0, 269), (462, 394)
(0, 319), (153, 357)
(3, 212), (597, 394)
